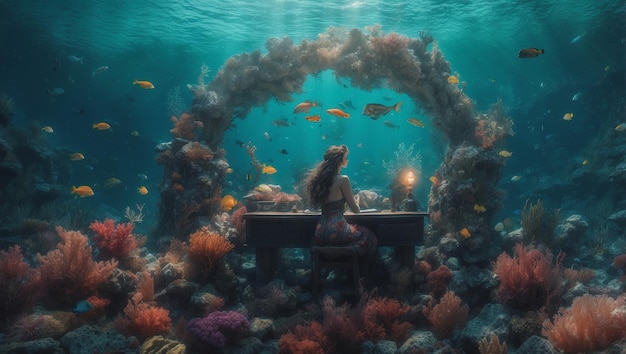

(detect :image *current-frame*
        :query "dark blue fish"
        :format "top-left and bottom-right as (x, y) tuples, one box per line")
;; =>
(73, 299), (94, 314)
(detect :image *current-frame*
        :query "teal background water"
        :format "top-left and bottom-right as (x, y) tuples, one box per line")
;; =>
(1, 0), (624, 216)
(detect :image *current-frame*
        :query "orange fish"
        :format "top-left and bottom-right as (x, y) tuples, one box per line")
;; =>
(133, 80), (154, 89)
(447, 75), (459, 84)
(262, 164), (277, 175)
(293, 101), (319, 114)
(221, 195), (237, 212)
(305, 115), (321, 122)
(69, 153), (85, 161)
(93, 122), (111, 130)
(137, 186), (148, 195)
(71, 185), (94, 197)
(326, 108), (350, 119)
(518, 48), (544, 58)
(562, 112), (574, 121)
(459, 228), (471, 238)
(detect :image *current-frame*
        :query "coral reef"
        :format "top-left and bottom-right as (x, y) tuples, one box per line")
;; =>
(89, 219), (138, 259)
(187, 310), (250, 349)
(423, 290), (469, 339)
(188, 226), (235, 281)
(0, 246), (41, 324)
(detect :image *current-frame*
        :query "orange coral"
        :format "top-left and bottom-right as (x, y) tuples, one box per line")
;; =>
(542, 294), (626, 352)
(170, 112), (197, 140)
(37, 227), (118, 304)
(189, 227), (234, 275)
(116, 293), (172, 341)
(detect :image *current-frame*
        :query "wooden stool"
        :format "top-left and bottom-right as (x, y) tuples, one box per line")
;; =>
(311, 245), (368, 297)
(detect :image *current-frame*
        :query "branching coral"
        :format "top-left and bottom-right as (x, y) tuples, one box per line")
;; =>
(188, 226), (234, 280)
(182, 141), (214, 162)
(0, 246), (41, 322)
(521, 199), (561, 247)
(423, 290), (469, 339)
(115, 293), (172, 342)
(170, 112), (199, 140)
(89, 218), (138, 259)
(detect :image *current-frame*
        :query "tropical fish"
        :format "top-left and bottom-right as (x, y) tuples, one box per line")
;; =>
(572, 92), (581, 101)
(92, 66), (109, 78)
(429, 176), (438, 184)
(362, 102), (402, 120)
(407, 118), (425, 127)
(326, 108), (350, 119)
(278, 149), (289, 155)
(48, 87), (64, 95)
(130, 130), (139, 136)
(103, 178), (122, 188)
(293, 101), (319, 113)
(67, 55), (84, 64)
(137, 186), (148, 195)
(263, 132), (272, 141)
(41, 126), (54, 133)
(226, 167), (234, 174)
(73, 300), (94, 314)
(562, 112), (574, 121)
(518, 48), (544, 58)
(305, 115), (321, 122)
(582, 160), (588, 165)
(447, 75), (459, 84)
(255, 184), (272, 193)
(473, 204), (487, 213)
(69, 153), (85, 161)
(71, 185), (94, 197)
(221, 195), (237, 212)
(615, 123), (625, 131)
(272, 118), (290, 127)
(459, 228), (471, 238)
(510, 175), (521, 182)
(383, 120), (399, 129)
(93, 122), (111, 130)
(499, 150), (513, 157)
(262, 164), (277, 175)
(133, 80), (154, 89)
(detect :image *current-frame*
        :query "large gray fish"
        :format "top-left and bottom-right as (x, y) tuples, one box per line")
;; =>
(362, 102), (402, 120)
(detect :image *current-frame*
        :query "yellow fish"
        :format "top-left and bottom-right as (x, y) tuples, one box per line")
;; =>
(582, 160), (588, 166)
(133, 80), (154, 89)
(221, 195), (237, 212)
(225, 168), (233, 174)
(69, 153), (84, 161)
(255, 184), (272, 193)
(93, 122), (111, 130)
(71, 185), (94, 197)
(262, 164), (277, 175)
(407, 118), (425, 127)
(41, 126), (54, 133)
(137, 186), (148, 195)
(562, 112), (574, 121)
(447, 75), (459, 84)
(473, 204), (487, 213)
(459, 228), (471, 238)
(499, 150), (513, 157)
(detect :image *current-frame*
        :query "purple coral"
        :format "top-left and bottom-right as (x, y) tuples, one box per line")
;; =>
(187, 311), (250, 348)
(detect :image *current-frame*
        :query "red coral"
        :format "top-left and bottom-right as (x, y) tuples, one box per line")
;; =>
(542, 294), (626, 352)
(37, 227), (118, 304)
(493, 243), (563, 310)
(89, 219), (138, 259)
(170, 112), (198, 140)
(183, 141), (214, 161)
(278, 322), (328, 354)
(423, 290), (469, 339)
(115, 293), (172, 341)
(427, 265), (453, 299)
(231, 206), (247, 236)
(189, 227), (234, 280)
(0, 246), (41, 320)
(361, 297), (412, 344)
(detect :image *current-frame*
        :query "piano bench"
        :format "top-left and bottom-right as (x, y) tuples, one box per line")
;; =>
(311, 245), (369, 297)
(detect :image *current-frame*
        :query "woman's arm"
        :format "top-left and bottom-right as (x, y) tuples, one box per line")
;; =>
(339, 175), (360, 213)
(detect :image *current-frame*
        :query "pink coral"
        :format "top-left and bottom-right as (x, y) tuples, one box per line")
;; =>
(89, 218), (137, 258)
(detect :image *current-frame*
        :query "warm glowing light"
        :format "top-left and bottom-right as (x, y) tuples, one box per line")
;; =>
(406, 171), (415, 186)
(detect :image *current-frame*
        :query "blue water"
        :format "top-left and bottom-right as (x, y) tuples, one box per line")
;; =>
(0, 0), (624, 213)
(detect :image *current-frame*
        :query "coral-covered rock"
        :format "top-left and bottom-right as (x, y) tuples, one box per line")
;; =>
(609, 210), (626, 228)
(460, 303), (511, 353)
(397, 331), (437, 354)
(0, 337), (61, 354)
(187, 310), (250, 349)
(60, 325), (132, 354)
(249, 317), (275, 340)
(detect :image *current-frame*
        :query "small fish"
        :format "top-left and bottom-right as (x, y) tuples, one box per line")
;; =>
(356, 143), (363, 149)
(137, 186), (149, 195)
(103, 178), (122, 188)
(570, 32), (586, 44)
(263, 132), (272, 141)
(326, 108), (350, 119)
(488, 78), (496, 84)
(48, 87), (64, 96)
(130, 130), (139, 136)
(407, 118), (425, 127)
(305, 115), (321, 122)
(41, 126), (54, 133)
(362, 102), (402, 120)
(473, 204), (486, 213)
(67, 55), (84, 64)
(293, 101), (319, 114)
(246, 173), (252, 181)
(582, 160), (588, 165)
(447, 75), (459, 84)
(67, 76), (75, 84)
(614, 123), (625, 132)
(225, 167), (234, 174)
(73, 300), (94, 314)
(429, 176), (438, 183)
(262, 164), (277, 175)
(235, 140), (246, 148)
(92, 66), (109, 78)
(459, 228), (471, 238)
(562, 112), (574, 121)
(518, 48), (544, 58)
(133, 80), (154, 89)
(69, 153), (85, 161)
(272, 118), (290, 127)
(499, 150), (513, 157)
(221, 195), (237, 212)
(137, 173), (148, 180)
(604, 66), (610, 72)
(92, 122), (111, 130)
(510, 175), (521, 182)
(383, 120), (399, 129)
(572, 92), (581, 101)
(255, 184), (272, 193)
(71, 185), (94, 197)
(278, 149), (289, 155)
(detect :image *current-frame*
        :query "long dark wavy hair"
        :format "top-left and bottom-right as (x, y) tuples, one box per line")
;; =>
(305, 145), (348, 208)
